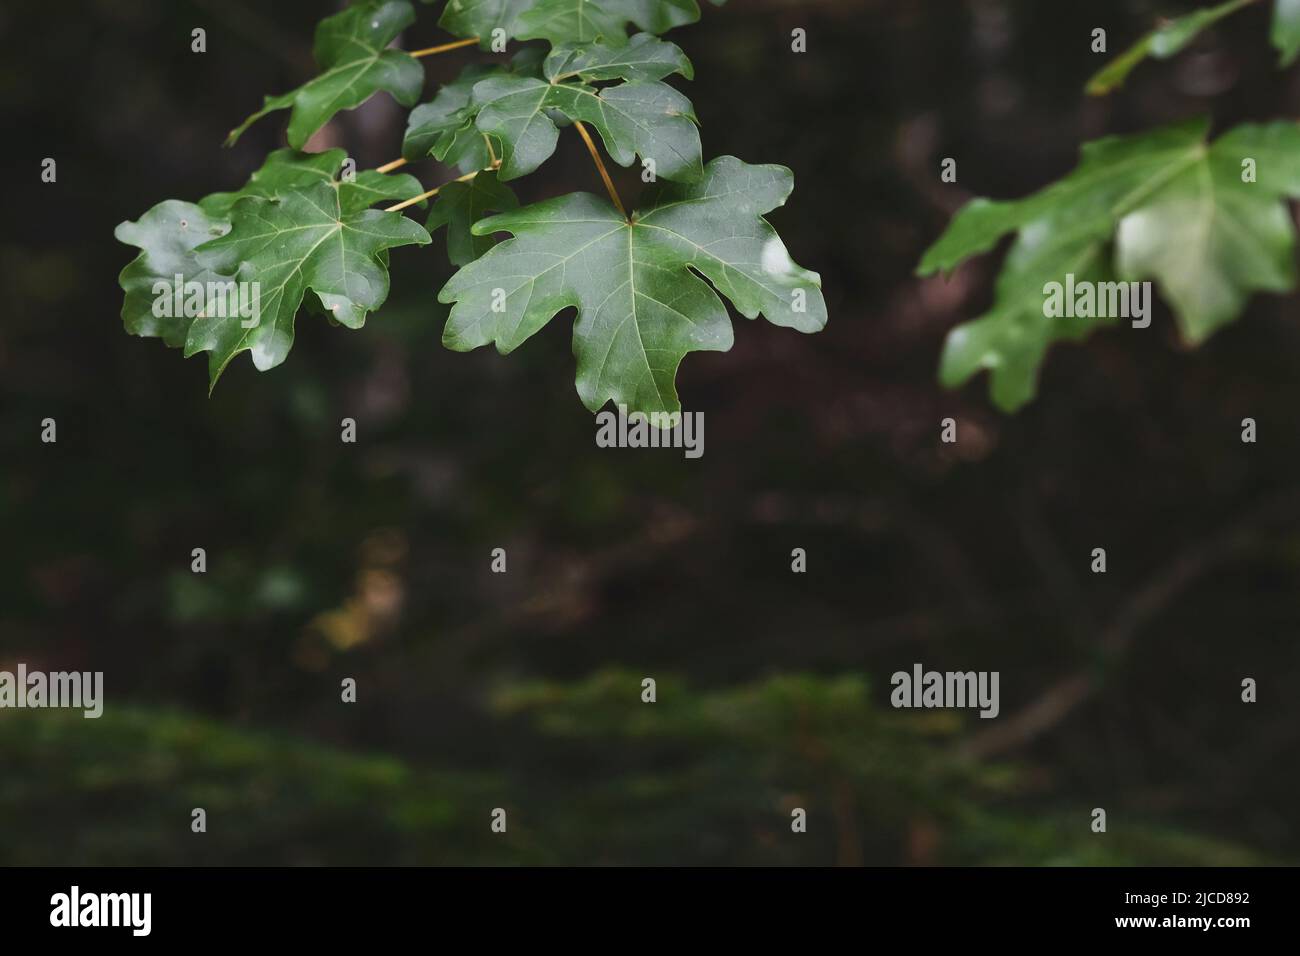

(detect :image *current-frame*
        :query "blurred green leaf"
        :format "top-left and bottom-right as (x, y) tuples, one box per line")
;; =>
(1274, 0), (1300, 64)
(918, 119), (1300, 411)
(1086, 0), (1254, 95)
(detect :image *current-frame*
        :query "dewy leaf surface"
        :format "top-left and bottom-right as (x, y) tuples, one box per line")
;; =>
(438, 156), (825, 415)
(226, 0), (423, 148)
(182, 181), (430, 387)
(471, 74), (701, 181)
(917, 118), (1300, 411)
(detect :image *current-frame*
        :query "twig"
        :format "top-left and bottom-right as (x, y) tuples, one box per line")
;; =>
(383, 170), (480, 212)
(409, 37), (480, 58)
(573, 121), (626, 219)
(375, 157), (409, 174)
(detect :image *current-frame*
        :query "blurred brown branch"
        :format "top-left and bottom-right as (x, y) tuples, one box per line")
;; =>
(959, 487), (1300, 761)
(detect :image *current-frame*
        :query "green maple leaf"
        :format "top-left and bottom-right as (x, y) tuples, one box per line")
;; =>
(226, 0), (423, 148)
(116, 202), (236, 350)
(437, 156), (826, 415)
(117, 153), (421, 365)
(189, 181), (431, 386)
(917, 118), (1300, 412)
(472, 73), (701, 181)
(426, 169), (519, 265)
(401, 50), (544, 170)
(403, 63), (502, 167)
(543, 32), (693, 82)
(404, 39), (694, 180)
(117, 161), (429, 388)
(515, 0), (701, 45)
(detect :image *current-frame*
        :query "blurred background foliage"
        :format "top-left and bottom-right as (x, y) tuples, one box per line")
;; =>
(1, 0), (1298, 864)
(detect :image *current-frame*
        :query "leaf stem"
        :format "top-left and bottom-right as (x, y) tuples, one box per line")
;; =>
(574, 121), (626, 220)
(409, 37), (480, 58)
(383, 169), (482, 212)
(375, 157), (409, 174)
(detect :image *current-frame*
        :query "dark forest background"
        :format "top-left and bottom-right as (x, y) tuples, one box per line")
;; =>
(1, 0), (1298, 864)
